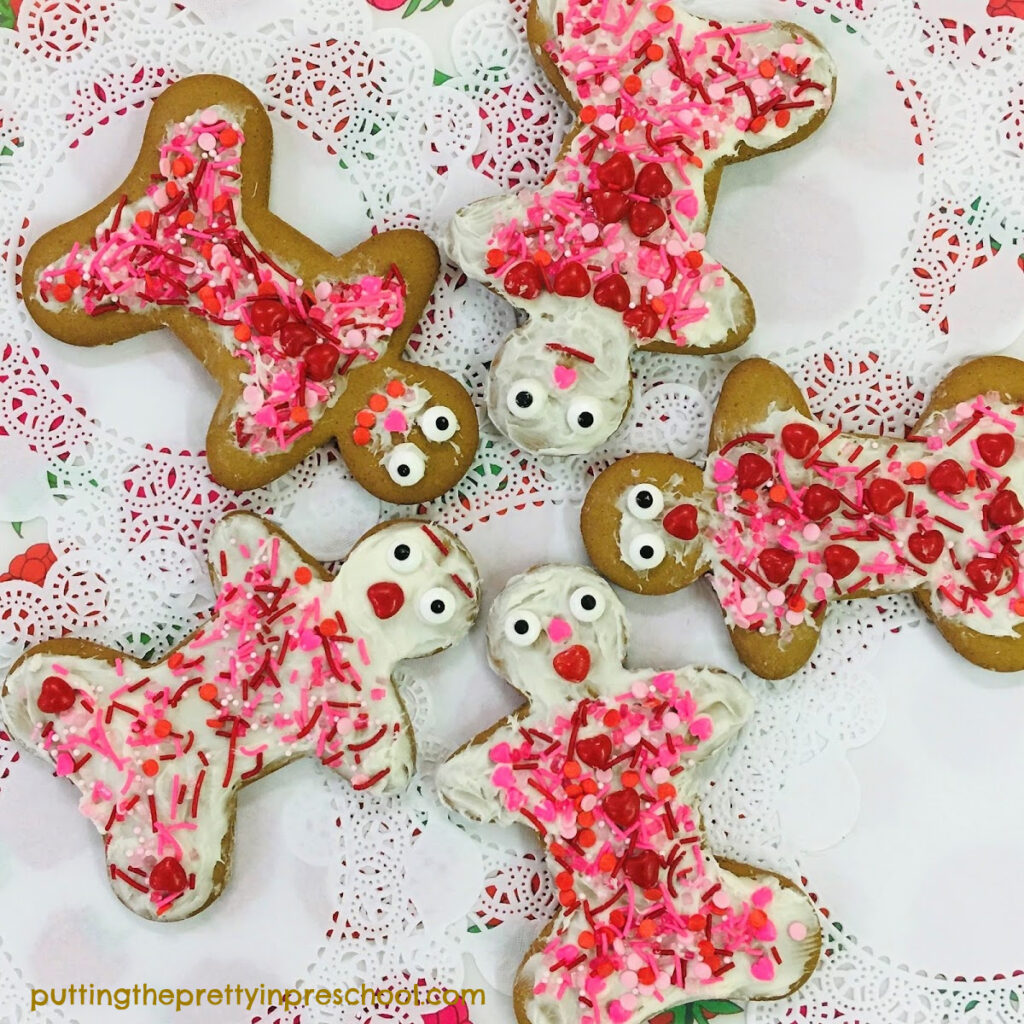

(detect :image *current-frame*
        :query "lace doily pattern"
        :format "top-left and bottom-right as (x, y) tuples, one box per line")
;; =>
(0, 0), (1023, 1021)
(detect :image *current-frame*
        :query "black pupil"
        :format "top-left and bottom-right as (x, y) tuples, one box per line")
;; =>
(581, 593), (597, 611)
(435, 416), (449, 431)
(636, 490), (654, 509)
(397, 463), (411, 477)
(515, 391), (533, 408)
(577, 411), (595, 428)
(394, 544), (410, 561)
(514, 619), (530, 635)
(430, 599), (446, 614)
(640, 545), (654, 560)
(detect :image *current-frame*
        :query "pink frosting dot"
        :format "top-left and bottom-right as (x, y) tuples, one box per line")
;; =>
(788, 920), (808, 941)
(767, 588), (785, 607)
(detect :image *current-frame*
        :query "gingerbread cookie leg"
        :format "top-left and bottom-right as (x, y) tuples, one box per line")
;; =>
(1, 513), (480, 920)
(23, 75), (478, 500)
(436, 565), (821, 1023)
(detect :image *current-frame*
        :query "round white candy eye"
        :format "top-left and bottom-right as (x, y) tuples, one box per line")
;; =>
(569, 586), (605, 622)
(627, 533), (666, 571)
(420, 406), (458, 443)
(507, 378), (547, 420)
(387, 540), (422, 574)
(567, 398), (602, 434)
(419, 587), (456, 624)
(504, 610), (541, 646)
(386, 443), (426, 486)
(627, 484), (664, 520)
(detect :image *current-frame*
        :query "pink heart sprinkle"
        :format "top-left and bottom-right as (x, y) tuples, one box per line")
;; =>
(690, 715), (713, 740)
(713, 458), (735, 483)
(383, 410), (408, 433)
(553, 365), (577, 390)
(751, 956), (775, 982)
(55, 752), (74, 777)
(547, 617), (572, 643)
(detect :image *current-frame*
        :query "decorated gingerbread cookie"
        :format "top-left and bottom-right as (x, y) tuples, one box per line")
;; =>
(22, 75), (478, 502)
(0, 513), (479, 920)
(445, 0), (836, 455)
(436, 565), (820, 1024)
(583, 356), (1024, 678)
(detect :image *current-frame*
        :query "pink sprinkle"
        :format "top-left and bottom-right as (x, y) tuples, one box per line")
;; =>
(55, 752), (74, 776)
(553, 365), (577, 390)
(690, 716), (712, 740)
(650, 671), (675, 691)
(492, 765), (515, 788)
(489, 741), (513, 764)
(370, 687), (386, 701)
(547, 617), (572, 643)
(751, 956), (775, 982)
(752, 886), (773, 908)
(383, 409), (408, 432)
(357, 638), (370, 666)
(788, 920), (808, 941)
(713, 458), (735, 483)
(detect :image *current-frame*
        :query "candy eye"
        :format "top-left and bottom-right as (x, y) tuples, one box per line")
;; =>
(569, 586), (605, 622)
(418, 587), (456, 624)
(387, 540), (422, 574)
(420, 405), (458, 443)
(507, 378), (547, 419)
(386, 443), (426, 486)
(627, 484), (663, 520)
(504, 610), (541, 646)
(567, 398), (602, 434)
(627, 533), (666, 571)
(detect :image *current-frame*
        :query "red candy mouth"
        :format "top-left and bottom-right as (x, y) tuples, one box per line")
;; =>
(367, 582), (405, 619)
(553, 644), (590, 682)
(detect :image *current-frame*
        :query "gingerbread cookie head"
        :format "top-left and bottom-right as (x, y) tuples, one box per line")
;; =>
(444, 2), (836, 456)
(0, 513), (480, 921)
(22, 74), (476, 501)
(487, 316), (633, 456)
(488, 565), (628, 699)
(582, 452), (710, 595)
(341, 520), (480, 660)
(334, 362), (479, 505)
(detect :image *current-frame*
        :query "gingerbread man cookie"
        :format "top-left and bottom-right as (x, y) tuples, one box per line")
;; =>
(436, 565), (820, 1024)
(22, 75), (479, 502)
(583, 357), (1024, 679)
(1, 513), (479, 920)
(445, 0), (836, 455)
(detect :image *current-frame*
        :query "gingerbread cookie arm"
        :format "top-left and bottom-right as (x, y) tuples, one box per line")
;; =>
(911, 357), (1024, 670)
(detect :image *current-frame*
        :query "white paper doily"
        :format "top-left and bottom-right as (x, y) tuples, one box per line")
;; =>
(1, 0), (1024, 1022)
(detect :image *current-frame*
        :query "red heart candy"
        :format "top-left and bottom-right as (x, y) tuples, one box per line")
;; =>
(907, 529), (944, 564)
(553, 644), (590, 682)
(758, 547), (795, 584)
(635, 163), (673, 199)
(662, 503), (699, 540)
(989, 489), (1024, 527)
(576, 734), (612, 769)
(628, 202), (667, 238)
(736, 453), (772, 491)
(602, 788), (641, 829)
(593, 274), (631, 312)
(595, 152), (635, 192)
(250, 297), (290, 337)
(823, 544), (858, 580)
(977, 432), (1014, 468)
(504, 260), (544, 300)
(279, 322), (317, 357)
(553, 262), (591, 298)
(802, 483), (840, 521)
(780, 422), (819, 459)
(623, 849), (660, 888)
(149, 857), (188, 893)
(928, 459), (967, 495)
(622, 304), (660, 339)
(590, 190), (631, 225)
(37, 675), (76, 714)
(304, 343), (340, 381)
(367, 581), (405, 619)
(866, 477), (904, 515)
(966, 555), (1002, 594)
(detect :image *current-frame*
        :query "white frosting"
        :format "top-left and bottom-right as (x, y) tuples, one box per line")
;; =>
(1, 514), (479, 920)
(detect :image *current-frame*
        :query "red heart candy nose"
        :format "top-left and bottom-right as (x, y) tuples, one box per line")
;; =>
(37, 675), (76, 714)
(367, 582), (405, 619)
(662, 503), (699, 540)
(149, 856), (188, 894)
(553, 644), (590, 682)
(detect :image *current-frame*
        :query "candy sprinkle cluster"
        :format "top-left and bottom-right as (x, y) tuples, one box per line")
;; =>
(703, 398), (1024, 636)
(483, 0), (831, 345)
(489, 674), (797, 1022)
(27, 533), (400, 917)
(37, 105), (406, 456)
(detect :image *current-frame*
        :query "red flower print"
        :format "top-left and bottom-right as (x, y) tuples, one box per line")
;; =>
(988, 0), (1024, 18)
(421, 998), (471, 1024)
(366, 0), (407, 9)
(0, 543), (57, 586)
